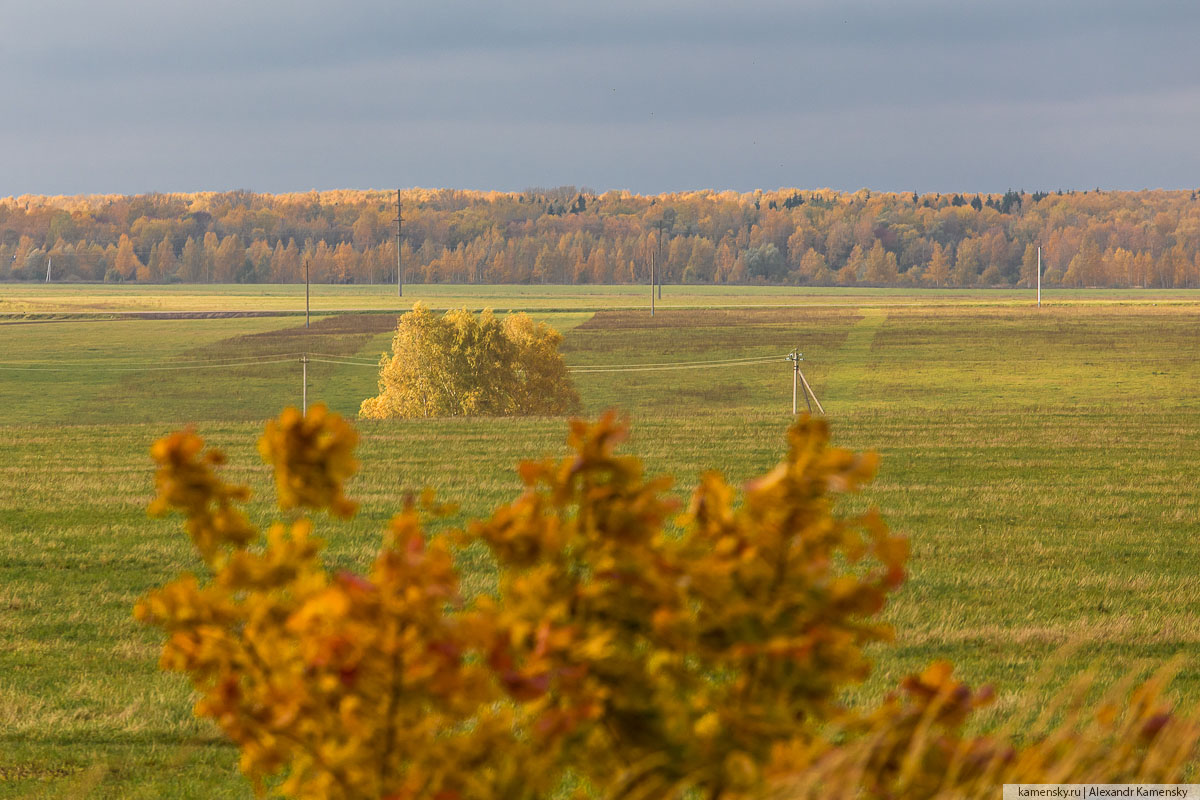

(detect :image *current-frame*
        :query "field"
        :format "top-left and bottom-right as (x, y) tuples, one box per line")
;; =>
(5, 282), (1200, 317)
(2, 285), (1199, 797)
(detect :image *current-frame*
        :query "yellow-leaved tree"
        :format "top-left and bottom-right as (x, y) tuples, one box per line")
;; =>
(359, 303), (580, 419)
(136, 407), (1199, 799)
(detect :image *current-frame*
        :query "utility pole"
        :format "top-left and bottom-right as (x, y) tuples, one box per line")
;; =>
(792, 351), (799, 414)
(301, 354), (308, 413)
(787, 349), (824, 415)
(1037, 245), (1041, 309)
(655, 211), (674, 300)
(787, 350), (810, 414)
(657, 228), (663, 300)
(395, 189), (403, 297)
(302, 255), (310, 409)
(650, 253), (655, 316)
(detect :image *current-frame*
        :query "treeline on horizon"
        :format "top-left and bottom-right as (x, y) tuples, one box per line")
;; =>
(3, 186), (1200, 288)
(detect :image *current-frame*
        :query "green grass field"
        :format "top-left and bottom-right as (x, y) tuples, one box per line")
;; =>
(1, 286), (1199, 796)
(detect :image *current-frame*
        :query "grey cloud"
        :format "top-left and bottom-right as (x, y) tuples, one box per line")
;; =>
(0, 0), (1197, 195)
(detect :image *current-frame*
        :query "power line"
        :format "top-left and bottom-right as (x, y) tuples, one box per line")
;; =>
(569, 354), (784, 373)
(575, 354), (784, 369)
(0, 351), (789, 377)
(0, 351), (305, 366)
(305, 353), (786, 373)
(306, 357), (379, 367)
(0, 357), (299, 373)
(305, 352), (381, 363)
(570, 361), (779, 374)
(280, 352), (788, 372)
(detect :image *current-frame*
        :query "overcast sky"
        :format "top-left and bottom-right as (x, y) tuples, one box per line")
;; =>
(2, 0), (1198, 196)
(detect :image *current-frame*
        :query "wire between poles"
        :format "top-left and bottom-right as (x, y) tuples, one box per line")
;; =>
(0, 358), (301, 373)
(305, 358), (380, 367)
(574, 353), (786, 369)
(0, 351), (307, 366)
(312, 354), (789, 372)
(0, 351), (791, 375)
(305, 352), (382, 362)
(570, 355), (784, 374)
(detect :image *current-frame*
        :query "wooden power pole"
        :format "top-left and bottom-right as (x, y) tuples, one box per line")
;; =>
(650, 256), (655, 316)
(305, 259), (310, 328)
(657, 230), (663, 300)
(395, 189), (403, 297)
(787, 349), (824, 415)
(301, 354), (309, 413)
(788, 350), (806, 414)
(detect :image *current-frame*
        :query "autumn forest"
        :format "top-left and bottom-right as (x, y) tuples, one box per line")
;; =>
(4, 186), (1200, 288)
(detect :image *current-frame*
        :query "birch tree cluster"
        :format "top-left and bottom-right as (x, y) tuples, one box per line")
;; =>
(360, 303), (581, 419)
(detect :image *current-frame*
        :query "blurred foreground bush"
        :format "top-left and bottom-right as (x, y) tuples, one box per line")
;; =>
(136, 406), (1198, 799)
